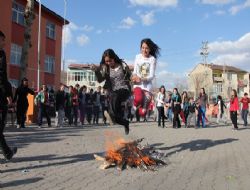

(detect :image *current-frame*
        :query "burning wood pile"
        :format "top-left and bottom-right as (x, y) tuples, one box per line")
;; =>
(94, 138), (168, 171)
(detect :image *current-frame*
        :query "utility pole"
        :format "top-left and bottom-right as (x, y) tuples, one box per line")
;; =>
(200, 41), (210, 100)
(37, 0), (41, 91)
(200, 41), (209, 66)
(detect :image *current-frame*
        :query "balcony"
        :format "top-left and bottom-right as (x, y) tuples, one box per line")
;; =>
(238, 79), (248, 87)
(213, 77), (223, 82)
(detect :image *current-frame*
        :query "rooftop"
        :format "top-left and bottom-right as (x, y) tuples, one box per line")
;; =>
(34, 0), (69, 24)
(201, 63), (248, 73)
(68, 63), (134, 70)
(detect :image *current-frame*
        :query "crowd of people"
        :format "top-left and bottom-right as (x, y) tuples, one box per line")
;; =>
(1, 29), (250, 162)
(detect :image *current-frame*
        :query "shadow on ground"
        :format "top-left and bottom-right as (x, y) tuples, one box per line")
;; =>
(1, 151), (105, 173)
(4, 125), (122, 149)
(0, 177), (43, 188)
(158, 138), (238, 157)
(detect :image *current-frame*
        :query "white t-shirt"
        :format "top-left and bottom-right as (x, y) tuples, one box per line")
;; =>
(133, 54), (156, 92)
(156, 92), (165, 107)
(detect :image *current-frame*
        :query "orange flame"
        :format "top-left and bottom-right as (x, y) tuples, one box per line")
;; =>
(104, 132), (156, 167)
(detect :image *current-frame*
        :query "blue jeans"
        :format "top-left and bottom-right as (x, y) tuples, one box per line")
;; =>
(241, 109), (248, 126)
(167, 108), (173, 122)
(197, 106), (206, 127)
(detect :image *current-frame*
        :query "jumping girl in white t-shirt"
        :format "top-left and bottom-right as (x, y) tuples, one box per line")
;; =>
(131, 38), (160, 118)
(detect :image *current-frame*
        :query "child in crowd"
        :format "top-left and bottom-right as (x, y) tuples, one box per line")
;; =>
(186, 97), (197, 128)
(214, 95), (227, 124)
(240, 93), (250, 127)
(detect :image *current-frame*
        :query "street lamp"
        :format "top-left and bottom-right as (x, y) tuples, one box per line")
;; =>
(37, 0), (41, 91)
(62, 0), (67, 71)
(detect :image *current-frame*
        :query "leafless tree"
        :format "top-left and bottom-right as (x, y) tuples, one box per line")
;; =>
(189, 73), (209, 98)
(19, 0), (35, 82)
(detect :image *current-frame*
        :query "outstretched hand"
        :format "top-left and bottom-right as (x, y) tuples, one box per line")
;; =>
(131, 75), (141, 83)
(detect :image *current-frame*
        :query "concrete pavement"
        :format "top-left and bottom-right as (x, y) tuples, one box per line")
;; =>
(1, 119), (250, 190)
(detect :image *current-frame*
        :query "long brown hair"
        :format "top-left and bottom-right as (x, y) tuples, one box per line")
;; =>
(231, 89), (237, 103)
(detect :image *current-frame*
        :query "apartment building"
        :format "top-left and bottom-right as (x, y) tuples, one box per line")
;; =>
(0, 0), (69, 89)
(189, 63), (249, 100)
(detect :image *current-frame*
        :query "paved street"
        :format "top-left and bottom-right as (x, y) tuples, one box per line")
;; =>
(1, 119), (250, 190)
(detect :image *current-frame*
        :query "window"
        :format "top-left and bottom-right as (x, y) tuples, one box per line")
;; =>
(227, 73), (232, 81)
(46, 22), (56, 39)
(45, 55), (55, 73)
(72, 72), (85, 82)
(10, 44), (22, 65)
(12, 2), (25, 25)
(213, 83), (222, 94)
(88, 71), (96, 81)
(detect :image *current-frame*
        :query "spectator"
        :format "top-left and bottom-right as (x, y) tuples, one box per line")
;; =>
(240, 92), (250, 127)
(35, 84), (51, 127)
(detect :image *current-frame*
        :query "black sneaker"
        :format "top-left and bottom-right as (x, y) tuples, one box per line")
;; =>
(4, 147), (17, 161)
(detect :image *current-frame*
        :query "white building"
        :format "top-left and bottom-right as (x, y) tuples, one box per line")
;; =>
(67, 63), (134, 91)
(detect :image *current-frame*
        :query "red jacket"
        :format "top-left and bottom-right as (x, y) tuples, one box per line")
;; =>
(230, 97), (239, 111)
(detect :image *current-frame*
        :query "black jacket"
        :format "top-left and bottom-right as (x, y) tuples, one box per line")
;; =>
(0, 49), (12, 106)
(13, 86), (35, 108)
(94, 63), (132, 92)
(55, 90), (66, 111)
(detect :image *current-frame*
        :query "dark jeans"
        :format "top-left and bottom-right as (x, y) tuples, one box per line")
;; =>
(65, 106), (78, 125)
(79, 104), (86, 124)
(16, 104), (28, 128)
(173, 110), (181, 128)
(184, 109), (189, 126)
(38, 104), (51, 126)
(0, 105), (12, 156)
(109, 89), (130, 127)
(73, 105), (78, 125)
(157, 106), (165, 127)
(86, 105), (93, 124)
(241, 109), (248, 126)
(230, 111), (238, 129)
(93, 105), (100, 124)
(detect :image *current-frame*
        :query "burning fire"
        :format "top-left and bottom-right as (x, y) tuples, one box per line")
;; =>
(94, 132), (166, 171)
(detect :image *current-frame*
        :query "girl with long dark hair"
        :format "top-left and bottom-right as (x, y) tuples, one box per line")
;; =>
(172, 88), (182, 128)
(214, 95), (227, 124)
(156, 85), (166, 128)
(92, 49), (131, 135)
(182, 91), (189, 127)
(196, 88), (208, 128)
(230, 89), (239, 130)
(132, 38), (160, 118)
